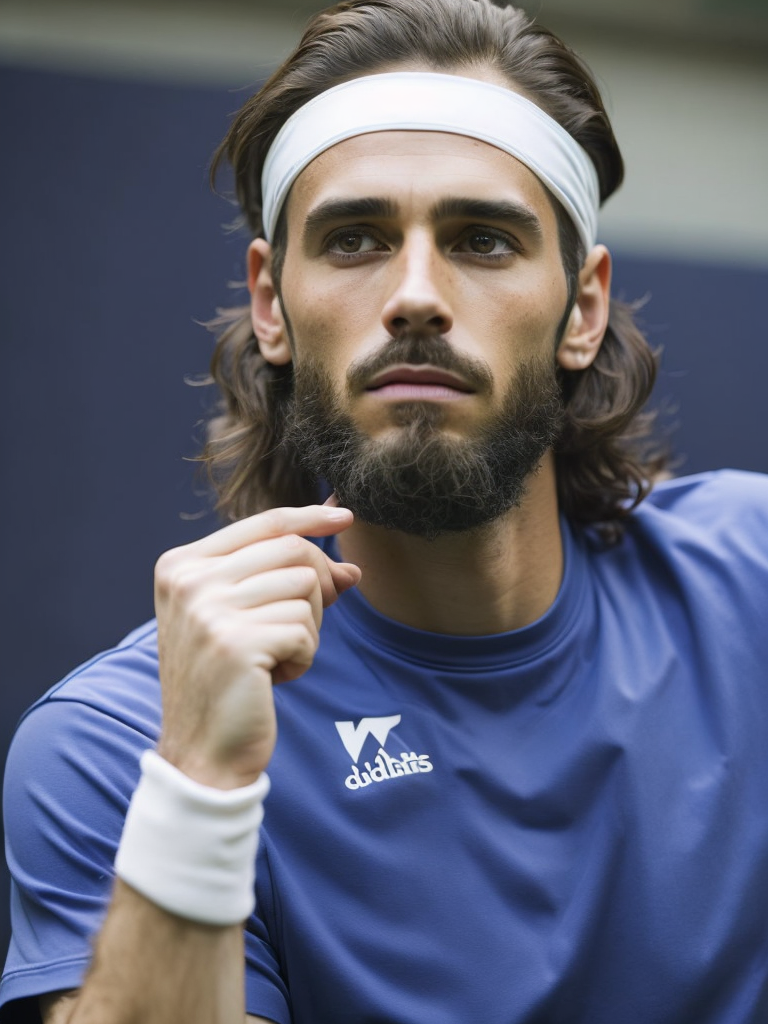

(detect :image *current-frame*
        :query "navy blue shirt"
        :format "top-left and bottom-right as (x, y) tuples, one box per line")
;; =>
(3, 471), (768, 1022)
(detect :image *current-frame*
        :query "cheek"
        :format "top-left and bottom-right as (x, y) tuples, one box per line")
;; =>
(491, 297), (559, 363)
(501, 269), (567, 348)
(485, 289), (565, 388)
(285, 304), (350, 388)
(286, 282), (380, 373)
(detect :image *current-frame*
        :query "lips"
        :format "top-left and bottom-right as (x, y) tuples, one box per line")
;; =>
(365, 364), (474, 394)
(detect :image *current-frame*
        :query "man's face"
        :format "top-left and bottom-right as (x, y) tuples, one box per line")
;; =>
(269, 123), (574, 538)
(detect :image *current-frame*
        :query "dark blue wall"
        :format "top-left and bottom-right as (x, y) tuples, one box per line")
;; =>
(1, 63), (766, 961)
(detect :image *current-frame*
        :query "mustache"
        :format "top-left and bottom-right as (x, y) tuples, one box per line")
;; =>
(346, 334), (494, 395)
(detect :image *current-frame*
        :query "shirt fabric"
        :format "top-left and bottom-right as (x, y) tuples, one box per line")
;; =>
(3, 470), (768, 1023)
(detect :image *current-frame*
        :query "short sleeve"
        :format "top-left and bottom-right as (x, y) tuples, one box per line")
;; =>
(1, 635), (293, 1023)
(0, 696), (149, 1016)
(243, 838), (292, 1024)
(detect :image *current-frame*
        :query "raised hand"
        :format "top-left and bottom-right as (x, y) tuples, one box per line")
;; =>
(153, 504), (360, 790)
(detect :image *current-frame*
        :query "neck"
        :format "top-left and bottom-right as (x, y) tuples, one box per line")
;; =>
(336, 454), (564, 636)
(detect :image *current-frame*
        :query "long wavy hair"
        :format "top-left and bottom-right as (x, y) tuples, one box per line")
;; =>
(204, 0), (668, 541)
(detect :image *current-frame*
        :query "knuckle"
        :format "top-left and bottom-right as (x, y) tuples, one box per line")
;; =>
(297, 564), (319, 588)
(273, 533), (304, 559)
(283, 623), (317, 662)
(208, 627), (243, 664)
(202, 614), (254, 667)
(156, 561), (215, 619)
(154, 549), (180, 594)
(171, 566), (204, 602)
(260, 507), (286, 536)
(278, 599), (314, 625)
(297, 625), (319, 662)
(186, 596), (220, 637)
(285, 564), (318, 593)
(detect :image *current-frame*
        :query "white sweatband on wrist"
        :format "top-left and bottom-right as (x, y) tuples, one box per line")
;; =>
(114, 749), (270, 926)
(261, 71), (600, 252)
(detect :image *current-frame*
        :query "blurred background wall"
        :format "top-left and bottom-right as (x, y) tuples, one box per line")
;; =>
(2, 0), (767, 960)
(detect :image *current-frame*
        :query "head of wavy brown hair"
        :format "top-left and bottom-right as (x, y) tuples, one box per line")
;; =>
(204, 0), (668, 542)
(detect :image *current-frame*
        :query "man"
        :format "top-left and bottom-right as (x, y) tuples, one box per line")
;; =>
(3, 0), (768, 1021)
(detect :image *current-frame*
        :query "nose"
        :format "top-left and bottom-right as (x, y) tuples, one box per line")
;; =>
(380, 234), (453, 337)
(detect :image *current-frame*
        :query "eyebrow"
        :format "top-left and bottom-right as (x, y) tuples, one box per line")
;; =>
(301, 194), (543, 244)
(431, 197), (543, 240)
(303, 197), (398, 242)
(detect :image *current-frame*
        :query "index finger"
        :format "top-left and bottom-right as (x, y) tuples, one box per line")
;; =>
(191, 505), (354, 558)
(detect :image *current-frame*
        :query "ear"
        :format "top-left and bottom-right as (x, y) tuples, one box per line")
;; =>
(247, 238), (292, 366)
(556, 244), (612, 372)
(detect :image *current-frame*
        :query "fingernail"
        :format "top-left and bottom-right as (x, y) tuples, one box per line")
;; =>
(323, 493), (339, 507)
(325, 507), (351, 521)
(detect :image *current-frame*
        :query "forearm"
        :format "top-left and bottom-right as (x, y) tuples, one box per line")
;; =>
(56, 880), (246, 1024)
(43, 505), (359, 1024)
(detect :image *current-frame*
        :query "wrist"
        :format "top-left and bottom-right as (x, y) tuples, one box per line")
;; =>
(115, 749), (270, 926)
(155, 746), (265, 791)
(156, 728), (273, 791)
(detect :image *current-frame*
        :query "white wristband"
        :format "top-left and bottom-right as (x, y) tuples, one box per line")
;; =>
(115, 750), (269, 926)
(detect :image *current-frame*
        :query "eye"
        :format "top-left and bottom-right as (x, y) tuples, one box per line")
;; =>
(455, 229), (518, 258)
(327, 230), (383, 257)
(469, 234), (499, 255)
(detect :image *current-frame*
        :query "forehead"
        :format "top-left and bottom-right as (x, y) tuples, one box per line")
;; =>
(285, 130), (558, 230)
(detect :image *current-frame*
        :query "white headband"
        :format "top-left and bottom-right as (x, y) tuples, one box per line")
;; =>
(261, 72), (600, 252)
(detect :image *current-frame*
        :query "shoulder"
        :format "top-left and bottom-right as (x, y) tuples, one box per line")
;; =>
(16, 619), (161, 734)
(644, 469), (768, 522)
(4, 618), (162, 896)
(630, 470), (768, 555)
(5, 620), (162, 842)
(579, 470), (768, 600)
(602, 470), (768, 602)
(1, 624), (162, 1021)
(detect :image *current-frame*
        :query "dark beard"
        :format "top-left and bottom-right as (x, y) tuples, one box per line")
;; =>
(283, 337), (565, 541)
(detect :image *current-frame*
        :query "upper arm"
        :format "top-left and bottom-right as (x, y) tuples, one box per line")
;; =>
(4, 682), (159, 1007)
(4, 700), (149, 1018)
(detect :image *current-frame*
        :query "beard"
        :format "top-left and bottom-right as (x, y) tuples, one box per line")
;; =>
(282, 335), (565, 541)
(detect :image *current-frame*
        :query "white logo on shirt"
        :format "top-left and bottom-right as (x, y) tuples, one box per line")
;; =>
(335, 715), (401, 761)
(334, 715), (433, 790)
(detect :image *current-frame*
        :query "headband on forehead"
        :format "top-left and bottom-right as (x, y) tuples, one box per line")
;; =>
(261, 71), (600, 252)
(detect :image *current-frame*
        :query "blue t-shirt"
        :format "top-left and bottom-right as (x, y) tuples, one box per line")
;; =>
(3, 470), (768, 1023)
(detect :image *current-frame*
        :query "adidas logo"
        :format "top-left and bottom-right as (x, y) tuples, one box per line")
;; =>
(334, 715), (434, 791)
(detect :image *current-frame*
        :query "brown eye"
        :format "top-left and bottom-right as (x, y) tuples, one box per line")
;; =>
(337, 233), (363, 253)
(328, 231), (381, 257)
(454, 230), (516, 258)
(468, 233), (498, 254)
